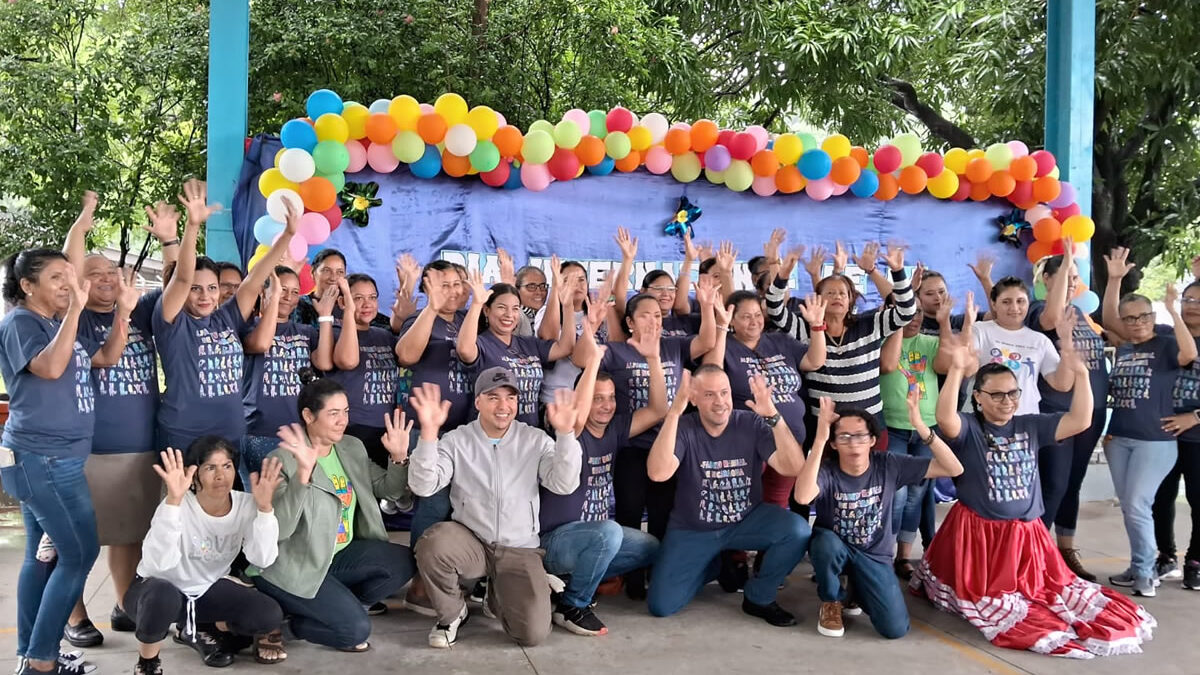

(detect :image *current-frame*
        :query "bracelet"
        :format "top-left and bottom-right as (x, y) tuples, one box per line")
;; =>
(923, 429), (937, 446)
(161, 238), (180, 247)
(317, 315), (334, 323)
(810, 323), (827, 332)
(716, 324), (729, 331)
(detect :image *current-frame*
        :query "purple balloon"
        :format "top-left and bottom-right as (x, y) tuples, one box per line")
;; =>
(1048, 181), (1076, 209)
(704, 145), (732, 172)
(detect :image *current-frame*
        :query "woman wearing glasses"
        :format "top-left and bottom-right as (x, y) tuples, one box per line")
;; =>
(1101, 248), (1198, 596)
(911, 339), (1154, 657)
(515, 265), (548, 323)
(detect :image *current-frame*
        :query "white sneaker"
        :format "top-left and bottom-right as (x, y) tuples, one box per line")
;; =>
(428, 603), (468, 649)
(35, 534), (57, 564)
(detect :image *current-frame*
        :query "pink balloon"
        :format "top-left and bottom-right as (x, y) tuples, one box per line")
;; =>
(563, 109), (591, 133)
(495, 111), (507, 127)
(644, 146), (672, 175)
(298, 211), (331, 245)
(745, 125), (769, 152)
(806, 176), (834, 201)
(418, 103), (435, 114)
(751, 175), (777, 197)
(831, 182), (849, 196)
(366, 143), (399, 172)
(520, 163), (551, 191)
(1007, 140), (1030, 158)
(345, 140), (367, 173)
(670, 122), (692, 132)
(274, 231), (308, 262)
(1025, 204), (1052, 223)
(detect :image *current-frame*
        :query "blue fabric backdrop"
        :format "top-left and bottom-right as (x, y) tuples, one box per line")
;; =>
(234, 135), (1030, 310)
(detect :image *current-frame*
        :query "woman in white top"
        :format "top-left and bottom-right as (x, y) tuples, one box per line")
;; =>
(124, 438), (284, 675)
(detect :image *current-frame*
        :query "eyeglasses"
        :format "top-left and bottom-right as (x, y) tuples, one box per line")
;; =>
(647, 285), (676, 293)
(977, 388), (1022, 403)
(834, 432), (874, 445)
(1181, 297), (1200, 305)
(1119, 312), (1155, 325)
(519, 283), (549, 291)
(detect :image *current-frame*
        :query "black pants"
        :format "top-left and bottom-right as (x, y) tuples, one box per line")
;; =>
(1153, 438), (1200, 562)
(1039, 408), (1107, 533)
(124, 576), (282, 644)
(613, 446), (676, 541)
(346, 424), (388, 469)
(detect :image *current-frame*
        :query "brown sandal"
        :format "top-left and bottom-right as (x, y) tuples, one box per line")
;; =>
(254, 630), (288, 664)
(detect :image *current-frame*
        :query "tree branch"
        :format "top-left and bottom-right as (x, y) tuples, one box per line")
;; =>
(881, 77), (976, 148)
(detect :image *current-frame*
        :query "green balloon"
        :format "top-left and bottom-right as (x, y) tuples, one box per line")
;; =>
(312, 140), (350, 174)
(1033, 278), (1047, 301)
(670, 152), (701, 182)
(392, 130), (425, 163)
(892, 132), (922, 167)
(523, 130), (555, 164)
(588, 110), (608, 138)
(705, 167), (726, 185)
(604, 131), (631, 160)
(724, 160), (753, 192)
(985, 142), (1013, 170)
(553, 120), (582, 149)
(469, 140), (501, 172)
(528, 119), (555, 136)
(797, 132), (818, 152)
(319, 171), (345, 192)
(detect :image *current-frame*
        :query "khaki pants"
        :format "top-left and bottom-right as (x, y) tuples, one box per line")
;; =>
(416, 521), (551, 646)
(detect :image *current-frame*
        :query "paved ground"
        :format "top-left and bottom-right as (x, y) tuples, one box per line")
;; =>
(0, 463), (1196, 675)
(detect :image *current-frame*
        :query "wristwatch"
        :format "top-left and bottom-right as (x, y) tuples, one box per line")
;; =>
(763, 413), (782, 428)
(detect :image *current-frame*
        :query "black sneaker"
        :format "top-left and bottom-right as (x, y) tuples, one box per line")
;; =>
(174, 627), (235, 668)
(468, 579), (488, 604)
(717, 551), (749, 593)
(1157, 556), (1183, 580)
(741, 598), (796, 627)
(110, 604), (136, 632)
(62, 619), (103, 648)
(552, 602), (608, 636)
(17, 654), (96, 675)
(364, 601), (388, 616)
(624, 569), (647, 601)
(1184, 559), (1200, 590)
(134, 656), (163, 675)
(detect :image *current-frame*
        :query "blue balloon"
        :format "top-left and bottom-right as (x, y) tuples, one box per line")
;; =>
(850, 170), (879, 198)
(409, 144), (442, 179)
(306, 89), (344, 120)
(1072, 290), (1100, 314)
(798, 149), (832, 180)
(586, 156), (615, 176)
(253, 215), (285, 245)
(368, 98), (391, 114)
(280, 119), (318, 152)
(502, 163), (524, 189)
(307, 242), (328, 261)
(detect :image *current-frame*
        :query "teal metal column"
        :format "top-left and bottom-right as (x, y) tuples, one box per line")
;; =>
(204, 0), (250, 263)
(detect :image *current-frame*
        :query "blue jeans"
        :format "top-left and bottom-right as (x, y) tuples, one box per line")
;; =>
(648, 503), (810, 617)
(239, 434), (279, 488)
(0, 452), (100, 661)
(1106, 436), (1178, 578)
(809, 527), (908, 638)
(886, 427), (933, 544)
(252, 539), (414, 648)
(541, 520), (659, 608)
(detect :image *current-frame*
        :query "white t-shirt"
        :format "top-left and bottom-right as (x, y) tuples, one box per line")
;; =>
(534, 307), (586, 404)
(966, 321), (1061, 416)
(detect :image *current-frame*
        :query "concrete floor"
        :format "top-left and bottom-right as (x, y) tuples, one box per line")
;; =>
(1, 465), (1196, 675)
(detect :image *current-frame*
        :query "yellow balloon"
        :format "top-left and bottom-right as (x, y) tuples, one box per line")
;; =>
(628, 126), (653, 152)
(773, 133), (802, 164)
(944, 147), (969, 174)
(273, 148), (286, 165)
(1049, 166), (1060, 179)
(258, 168), (298, 198)
(821, 133), (851, 159)
(342, 102), (369, 139)
(466, 106), (499, 140)
(313, 113), (349, 143)
(388, 95), (421, 132)
(434, 93), (468, 126)
(927, 169), (960, 199)
(966, 148), (986, 161)
(247, 244), (271, 271)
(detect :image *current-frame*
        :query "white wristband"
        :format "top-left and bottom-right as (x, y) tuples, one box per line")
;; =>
(317, 315), (334, 324)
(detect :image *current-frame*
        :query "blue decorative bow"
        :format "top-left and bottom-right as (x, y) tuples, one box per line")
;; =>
(996, 208), (1028, 248)
(664, 196), (702, 238)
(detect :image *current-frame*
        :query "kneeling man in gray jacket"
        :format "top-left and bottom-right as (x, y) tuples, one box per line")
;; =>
(408, 366), (583, 649)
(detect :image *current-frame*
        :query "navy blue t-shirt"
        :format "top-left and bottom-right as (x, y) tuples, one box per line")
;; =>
(1109, 333), (1182, 441)
(669, 410), (775, 531)
(241, 320), (319, 436)
(81, 293), (159, 454)
(813, 452), (930, 563)
(153, 297), (249, 445)
(723, 333), (809, 444)
(0, 308), (98, 457)
(662, 312), (700, 338)
(600, 337), (691, 449)
(400, 311), (472, 433)
(467, 331), (553, 428)
(539, 414), (630, 533)
(1174, 336), (1200, 443)
(329, 326), (400, 428)
(1026, 301), (1108, 413)
(945, 412), (1061, 522)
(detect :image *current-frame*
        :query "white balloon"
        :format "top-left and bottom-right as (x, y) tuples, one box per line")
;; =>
(641, 113), (669, 144)
(266, 188), (303, 223)
(369, 99), (391, 114)
(277, 148), (315, 183)
(444, 123), (478, 156)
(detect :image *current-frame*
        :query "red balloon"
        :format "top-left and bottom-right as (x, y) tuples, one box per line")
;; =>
(1030, 149), (1056, 177)
(951, 176), (971, 201)
(318, 204), (343, 231)
(716, 129), (736, 148)
(480, 161), (511, 187)
(547, 147), (581, 181)
(1053, 203), (1081, 220)
(1050, 239), (1066, 255)
(873, 145), (902, 173)
(1008, 180), (1033, 206)
(729, 132), (757, 160)
(605, 107), (634, 133)
(915, 152), (944, 178)
(298, 264), (316, 295)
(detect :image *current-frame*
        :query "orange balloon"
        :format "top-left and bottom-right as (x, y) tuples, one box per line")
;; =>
(615, 149), (642, 173)
(416, 112), (448, 144)
(830, 156), (862, 185)
(297, 177), (337, 211)
(965, 157), (994, 184)
(898, 166), (927, 195)
(849, 146), (869, 168)
(690, 120), (719, 153)
(775, 165), (805, 194)
(365, 114), (398, 144)
(750, 149), (779, 177)
(1009, 156), (1037, 182)
(1032, 176), (1061, 203)
(1032, 217), (1062, 242)
(441, 151), (472, 178)
(969, 181), (992, 201)
(492, 125), (523, 158)
(874, 172), (899, 200)
(664, 128), (692, 155)
(987, 170), (1016, 197)
(1026, 240), (1053, 263)
(574, 135), (606, 166)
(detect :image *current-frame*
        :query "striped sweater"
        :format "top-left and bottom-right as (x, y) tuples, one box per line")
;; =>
(764, 268), (916, 415)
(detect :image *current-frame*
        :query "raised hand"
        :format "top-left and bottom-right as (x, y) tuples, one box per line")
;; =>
(142, 201), (181, 242)
(905, 385), (925, 429)
(281, 198), (301, 236)
(693, 275), (720, 307)
(1166, 282), (1179, 308)
(716, 241), (737, 274)
(669, 370), (692, 416)
(912, 261), (925, 291)
(764, 228), (786, 262)
(882, 242), (906, 271)
(277, 423), (319, 474)
(781, 244), (805, 278)
(1104, 247), (1135, 280)
(410, 383), (452, 433)
(615, 227), (639, 261)
(798, 293), (827, 324)
(178, 178), (221, 226)
(630, 324), (663, 359)
(855, 242), (880, 273)
(423, 268), (453, 313)
(116, 268), (140, 317)
(832, 241), (849, 273)
(816, 396), (838, 430)
(80, 190), (98, 218)
(397, 253), (422, 289)
(1054, 312), (1077, 353)
(935, 295), (954, 324)
(263, 268), (282, 309)
(545, 388), (580, 433)
(153, 447), (198, 505)
(804, 246), (828, 279)
(683, 231), (700, 261)
(381, 408), (414, 463)
(1191, 254), (1200, 281)
(496, 248), (515, 284)
(337, 277), (356, 316)
(312, 283), (339, 318)
(583, 290), (612, 335)
(695, 240), (717, 261)
(249, 456), (284, 512)
(711, 299), (732, 329)
(745, 373), (779, 418)
(967, 252), (995, 281)
(64, 263), (90, 312)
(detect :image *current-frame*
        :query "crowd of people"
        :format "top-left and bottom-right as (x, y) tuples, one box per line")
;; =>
(0, 180), (1197, 673)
